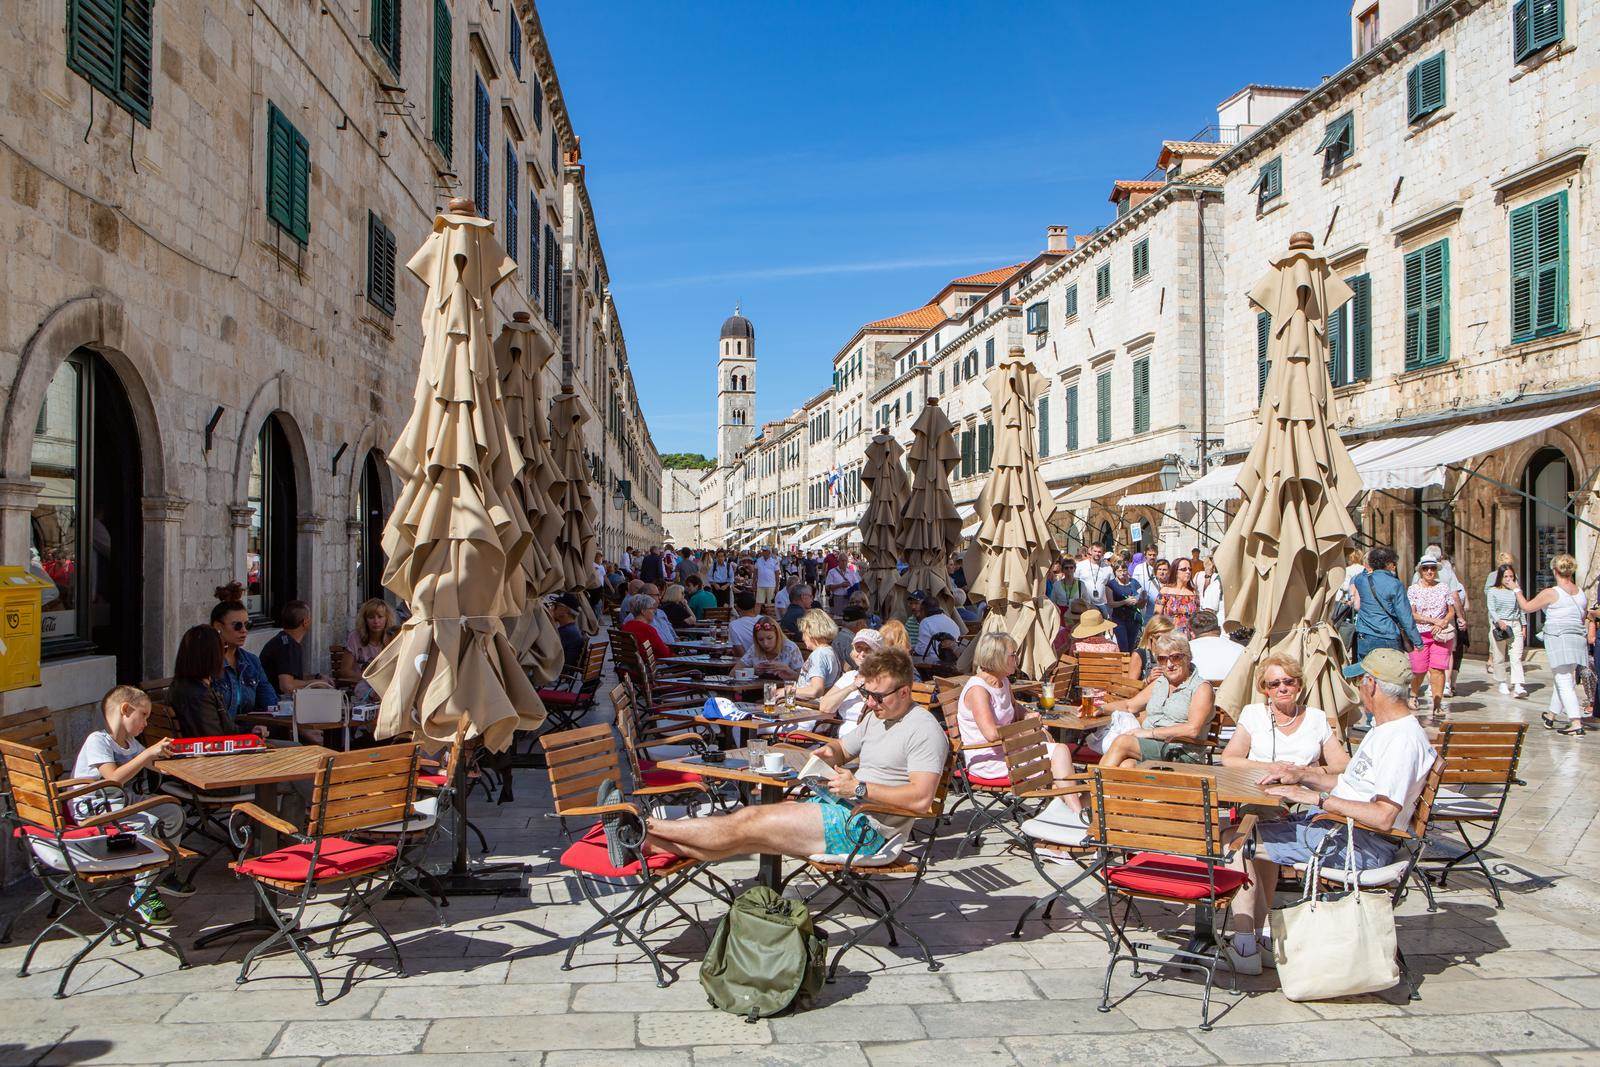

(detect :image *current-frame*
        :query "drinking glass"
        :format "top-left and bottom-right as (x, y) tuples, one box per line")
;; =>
(1039, 691), (1056, 712)
(747, 737), (768, 770)
(762, 683), (776, 715)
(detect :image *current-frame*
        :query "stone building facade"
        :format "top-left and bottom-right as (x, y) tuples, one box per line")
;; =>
(0, 2), (659, 763)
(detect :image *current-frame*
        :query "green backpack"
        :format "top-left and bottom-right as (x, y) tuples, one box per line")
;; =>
(700, 885), (828, 1020)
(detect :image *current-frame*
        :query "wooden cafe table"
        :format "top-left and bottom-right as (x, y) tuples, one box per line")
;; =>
(1135, 760), (1283, 807)
(654, 746), (804, 890)
(154, 743), (334, 947)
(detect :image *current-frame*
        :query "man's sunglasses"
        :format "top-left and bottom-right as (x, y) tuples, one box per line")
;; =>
(859, 683), (906, 705)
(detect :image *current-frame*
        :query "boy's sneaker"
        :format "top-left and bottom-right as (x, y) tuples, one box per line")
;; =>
(133, 892), (174, 926)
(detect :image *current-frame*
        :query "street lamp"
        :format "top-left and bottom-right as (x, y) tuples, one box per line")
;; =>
(1158, 453), (1183, 492)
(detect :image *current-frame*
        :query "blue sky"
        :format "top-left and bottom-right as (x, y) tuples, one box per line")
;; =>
(539, 1), (1352, 457)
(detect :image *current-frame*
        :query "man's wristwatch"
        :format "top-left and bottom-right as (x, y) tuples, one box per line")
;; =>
(853, 782), (869, 802)
(1317, 790), (1331, 806)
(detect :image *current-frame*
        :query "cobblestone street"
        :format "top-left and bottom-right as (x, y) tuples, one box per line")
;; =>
(4, 660), (1600, 1066)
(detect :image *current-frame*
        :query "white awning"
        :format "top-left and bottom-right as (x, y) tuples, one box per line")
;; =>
(1054, 471), (1151, 510)
(1120, 463), (1243, 507)
(813, 525), (853, 549)
(799, 524), (845, 550)
(1354, 406), (1594, 490)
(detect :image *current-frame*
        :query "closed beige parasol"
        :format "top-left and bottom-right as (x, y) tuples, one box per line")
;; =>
(894, 398), (964, 626)
(859, 430), (910, 619)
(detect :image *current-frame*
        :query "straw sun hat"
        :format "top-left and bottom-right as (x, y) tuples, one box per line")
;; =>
(1071, 608), (1117, 640)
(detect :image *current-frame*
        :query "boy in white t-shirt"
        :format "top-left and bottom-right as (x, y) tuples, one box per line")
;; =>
(1221, 649), (1436, 974)
(69, 686), (189, 924)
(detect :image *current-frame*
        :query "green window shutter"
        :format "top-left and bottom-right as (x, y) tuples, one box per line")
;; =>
(68, 0), (153, 125)
(504, 141), (518, 262)
(473, 78), (491, 216)
(1349, 273), (1372, 381)
(1250, 157), (1282, 207)
(508, 9), (522, 78)
(1326, 298), (1345, 386)
(1256, 310), (1271, 400)
(1404, 239), (1450, 369)
(978, 422), (993, 473)
(1132, 238), (1149, 280)
(1065, 385), (1079, 451)
(528, 202), (541, 301)
(371, 0), (402, 73)
(1095, 371), (1111, 444)
(366, 212), (396, 317)
(1317, 113), (1355, 170)
(1038, 396), (1050, 456)
(1510, 191), (1568, 342)
(1514, 0), (1564, 61)
(1407, 54), (1446, 122)
(432, 0), (453, 160)
(266, 103), (308, 245)
(1096, 262), (1111, 301)
(289, 123), (310, 243)
(960, 430), (974, 479)
(1026, 302), (1048, 334)
(1065, 284), (1078, 318)
(1132, 356), (1149, 435)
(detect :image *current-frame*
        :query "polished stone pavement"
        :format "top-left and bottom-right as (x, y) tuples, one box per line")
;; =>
(3, 658), (1600, 1066)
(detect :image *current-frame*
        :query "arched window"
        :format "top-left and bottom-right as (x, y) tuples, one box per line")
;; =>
(356, 450), (387, 603)
(1523, 446), (1574, 643)
(28, 348), (144, 679)
(247, 415), (300, 619)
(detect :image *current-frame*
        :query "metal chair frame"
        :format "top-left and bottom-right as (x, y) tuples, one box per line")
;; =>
(934, 680), (1033, 856)
(228, 743), (421, 1005)
(1420, 721), (1526, 908)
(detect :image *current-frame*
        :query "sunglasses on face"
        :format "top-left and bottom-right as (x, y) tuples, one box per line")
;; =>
(860, 683), (905, 705)
(229, 621), (248, 632)
(1154, 654), (1187, 666)
(1264, 677), (1300, 690)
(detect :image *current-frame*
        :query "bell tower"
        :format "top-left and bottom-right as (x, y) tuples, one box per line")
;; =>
(716, 303), (756, 468)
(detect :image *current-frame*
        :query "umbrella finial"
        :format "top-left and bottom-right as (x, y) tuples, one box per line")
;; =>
(926, 396), (939, 406)
(512, 310), (531, 323)
(448, 196), (478, 216)
(1008, 345), (1025, 359)
(1289, 231), (1314, 251)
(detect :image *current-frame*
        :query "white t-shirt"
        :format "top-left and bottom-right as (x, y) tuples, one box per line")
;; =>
(912, 613), (960, 657)
(774, 587), (791, 613)
(1078, 560), (1113, 606)
(1189, 635), (1244, 685)
(1199, 576), (1225, 614)
(830, 669), (868, 733)
(755, 558), (779, 588)
(1236, 703), (1333, 767)
(728, 614), (761, 653)
(70, 730), (145, 821)
(1331, 714), (1436, 830)
(825, 567), (849, 596)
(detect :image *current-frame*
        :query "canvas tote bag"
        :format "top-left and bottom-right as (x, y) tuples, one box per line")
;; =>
(1268, 820), (1400, 1001)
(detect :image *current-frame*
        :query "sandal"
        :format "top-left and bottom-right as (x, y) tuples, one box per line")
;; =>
(1558, 723), (1587, 737)
(1542, 711), (1559, 731)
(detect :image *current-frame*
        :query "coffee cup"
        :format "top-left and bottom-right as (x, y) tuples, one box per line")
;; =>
(762, 751), (788, 774)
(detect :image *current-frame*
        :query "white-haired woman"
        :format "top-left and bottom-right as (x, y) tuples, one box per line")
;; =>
(1220, 652), (1348, 774)
(619, 593), (674, 662)
(1098, 633), (1216, 768)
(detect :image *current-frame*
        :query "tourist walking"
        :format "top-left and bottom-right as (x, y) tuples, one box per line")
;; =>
(1157, 557), (1200, 636)
(1407, 553), (1458, 716)
(1509, 554), (1589, 736)
(1348, 545), (1423, 661)
(1484, 563), (1527, 697)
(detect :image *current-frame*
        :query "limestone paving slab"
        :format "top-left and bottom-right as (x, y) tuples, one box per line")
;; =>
(269, 1020), (427, 1058)
(1372, 1011), (1588, 1055)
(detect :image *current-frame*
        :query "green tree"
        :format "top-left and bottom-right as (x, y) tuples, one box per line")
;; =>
(660, 452), (714, 470)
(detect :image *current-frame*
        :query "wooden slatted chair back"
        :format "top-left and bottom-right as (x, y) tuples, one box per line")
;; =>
(306, 743), (419, 839)
(1407, 754), (1445, 839)
(909, 680), (937, 712)
(1437, 722), (1525, 791)
(0, 738), (67, 834)
(927, 751), (958, 819)
(997, 718), (1056, 798)
(1092, 765), (1223, 861)
(139, 677), (174, 704)
(540, 723), (624, 816)
(0, 707), (64, 773)
(1044, 655), (1075, 703)
(610, 681), (646, 781)
(143, 702), (182, 743)
(935, 680), (966, 750)
(704, 607), (731, 622)
(581, 640), (609, 686)
(1077, 651), (1132, 693)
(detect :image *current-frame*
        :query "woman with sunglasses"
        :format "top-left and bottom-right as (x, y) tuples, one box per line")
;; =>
(1098, 633), (1216, 768)
(209, 582), (279, 722)
(739, 616), (803, 681)
(1157, 558), (1200, 637)
(1220, 653), (1348, 774)
(1407, 554), (1457, 715)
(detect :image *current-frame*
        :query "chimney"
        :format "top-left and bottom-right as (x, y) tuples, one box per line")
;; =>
(1046, 225), (1069, 253)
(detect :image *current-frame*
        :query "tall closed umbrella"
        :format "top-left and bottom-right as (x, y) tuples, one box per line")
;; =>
(550, 386), (602, 632)
(366, 199), (547, 753)
(497, 311), (564, 685)
(895, 398), (963, 625)
(859, 430), (909, 619)
(1216, 232), (1360, 724)
(960, 346), (1061, 677)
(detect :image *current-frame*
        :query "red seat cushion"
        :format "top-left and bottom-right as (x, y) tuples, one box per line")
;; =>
(537, 689), (583, 705)
(638, 762), (703, 788)
(779, 732), (817, 745)
(559, 822), (686, 878)
(14, 824), (123, 841)
(417, 772), (449, 788)
(236, 838), (397, 884)
(1106, 852), (1247, 901)
(957, 768), (1011, 789)
(1070, 744), (1101, 765)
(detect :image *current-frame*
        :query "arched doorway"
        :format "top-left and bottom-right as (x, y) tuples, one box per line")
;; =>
(246, 415), (300, 620)
(356, 450), (387, 603)
(1522, 447), (1574, 644)
(28, 348), (144, 681)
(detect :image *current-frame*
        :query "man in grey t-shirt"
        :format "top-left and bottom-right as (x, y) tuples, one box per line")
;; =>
(643, 649), (948, 860)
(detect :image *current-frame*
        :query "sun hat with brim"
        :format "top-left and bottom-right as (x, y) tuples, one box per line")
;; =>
(851, 628), (884, 652)
(1070, 608), (1117, 640)
(1341, 647), (1414, 687)
(1417, 555), (1440, 569)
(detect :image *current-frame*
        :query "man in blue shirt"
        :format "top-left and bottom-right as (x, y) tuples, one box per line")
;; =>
(1349, 545), (1423, 660)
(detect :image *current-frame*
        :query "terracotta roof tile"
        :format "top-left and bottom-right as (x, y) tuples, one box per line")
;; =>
(864, 304), (947, 331)
(949, 263), (1027, 286)
(1108, 179), (1165, 203)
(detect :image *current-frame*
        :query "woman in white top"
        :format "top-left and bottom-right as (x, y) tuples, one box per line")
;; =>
(818, 628), (885, 736)
(957, 632), (1076, 783)
(1219, 653), (1349, 773)
(1510, 553), (1590, 735)
(739, 617), (803, 680)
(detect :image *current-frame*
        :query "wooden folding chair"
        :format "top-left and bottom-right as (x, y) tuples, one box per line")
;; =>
(997, 719), (1110, 942)
(1, 737), (193, 997)
(1090, 765), (1255, 1031)
(1077, 650), (1141, 701)
(1420, 722), (1526, 908)
(229, 744), (420, 1005)
(936, 680), (1028, 856)
(782, 753), (957, 981)
(610, 680), (715, 812)
(540, 724), (732, 986)
(536, 638), (609, 731)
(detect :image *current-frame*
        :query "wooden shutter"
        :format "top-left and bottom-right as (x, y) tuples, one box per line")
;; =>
(1256, 310), (1271, 400)
(1065, 284), (1078, 318)
(543, 224), (557, 325)
(1038, 396), (1050, 456)
(289, 122), (310, 243)
(1096, 263), (1111, 301)
(1408, 54), (1445, 122)
(267, 103), (309, 243)
(117, 0), (154, 122)
(1404, 240), (1449, 369)
(1096, 371), (1111, 443)
(1349, 273), (1372, 381)
(372, 0), (401, 73)
(528, 201), (541, 301)
(473, 78), (491, 215)
(432, 0), (453, 160)
(960, 430), (974, 479)
(985, 338), (995, 367)
(1132, 357), (1149, 434)
(1065, 385), (1078, 451)
(1510, 192), (1567, 342)
(508, 9), (522, 77)
(1514, 0), (1564, 60)
(504, 141), (518, 262)
(978, 422), (993, 472)
(367, 212), (397, 316)
(68, 0), (153, 124)
(1133, 239), (1149, 279)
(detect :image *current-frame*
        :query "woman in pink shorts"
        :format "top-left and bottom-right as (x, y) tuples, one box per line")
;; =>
(1407, 555), (1458, 715)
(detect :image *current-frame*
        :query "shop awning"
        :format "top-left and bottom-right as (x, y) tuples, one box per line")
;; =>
(1354, 405), (1594, 490)
(1120, 464), (1242, 507)
(812, 525), (853, 549)
(798, 523), (842, 550)
(1054, 471), (1151, 510)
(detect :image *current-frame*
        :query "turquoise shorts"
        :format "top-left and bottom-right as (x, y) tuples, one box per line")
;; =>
(805, 794), (887, 856)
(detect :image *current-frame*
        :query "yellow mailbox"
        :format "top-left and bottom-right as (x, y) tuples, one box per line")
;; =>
(0, 566), (54, 693)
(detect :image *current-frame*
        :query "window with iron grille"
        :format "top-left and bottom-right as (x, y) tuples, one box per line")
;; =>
(370, 0), (401, 74)
(432, 0), (452, 160)
(266, 103), (310, 245)
(366, 212), (397, 316)
(67, 0), (154, 125)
